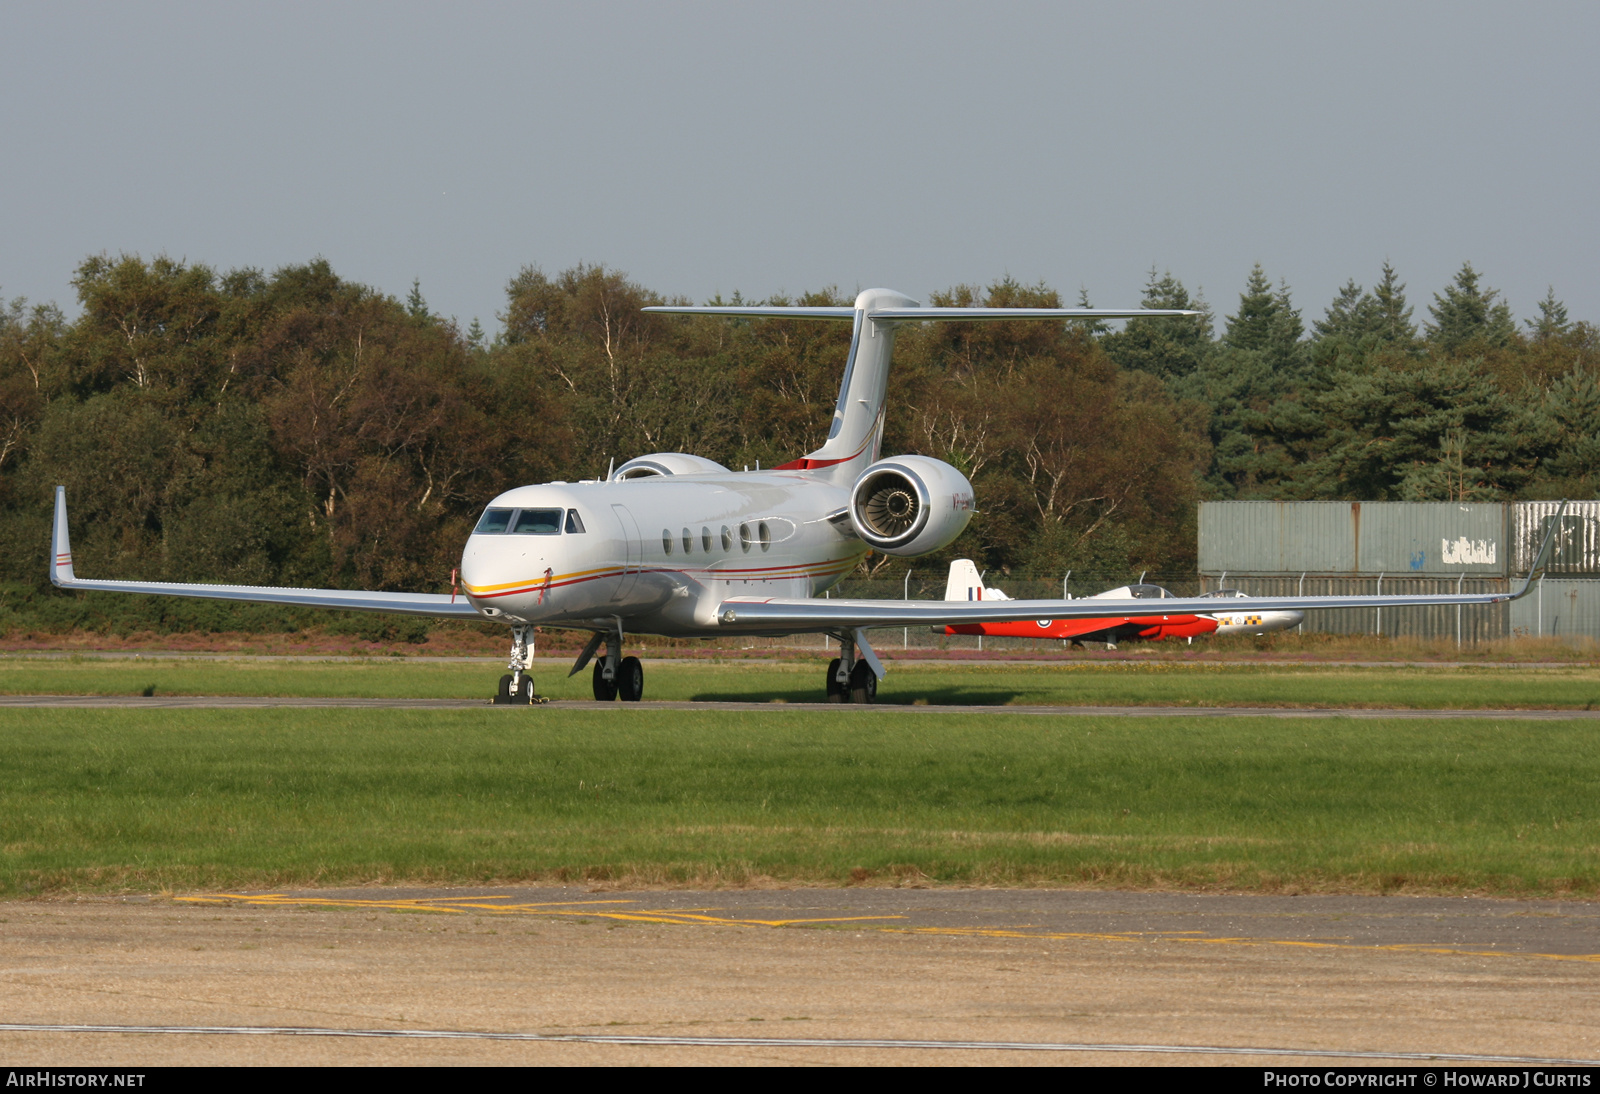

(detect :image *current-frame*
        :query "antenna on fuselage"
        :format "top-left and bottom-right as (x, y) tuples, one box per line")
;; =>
(606, 457), (614, 482)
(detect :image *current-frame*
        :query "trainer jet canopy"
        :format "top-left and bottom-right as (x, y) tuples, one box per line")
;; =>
(47, 287), (1564, 704)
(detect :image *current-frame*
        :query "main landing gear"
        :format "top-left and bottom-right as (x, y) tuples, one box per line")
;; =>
(493, 624), (542, 705)
(571, 621), (644, 702)
(825, 631), (877, 704)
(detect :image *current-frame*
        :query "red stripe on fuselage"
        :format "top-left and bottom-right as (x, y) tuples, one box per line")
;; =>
(946, 615), (1220, 640)
(469, 558), (860, 599)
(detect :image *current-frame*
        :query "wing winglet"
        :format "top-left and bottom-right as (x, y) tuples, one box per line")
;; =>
(50, 485), (75, 586)
(1509, 500), (1570, 600)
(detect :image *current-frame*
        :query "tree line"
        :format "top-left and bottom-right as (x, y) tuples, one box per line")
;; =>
(0, 254), (1590, 632)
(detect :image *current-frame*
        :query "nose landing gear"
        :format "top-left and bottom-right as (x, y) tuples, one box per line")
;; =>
(492, 624), (540, 705)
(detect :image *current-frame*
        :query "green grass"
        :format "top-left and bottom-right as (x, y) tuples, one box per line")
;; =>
(2, 706), (1598, 897)
(2, 656), (1600, 709)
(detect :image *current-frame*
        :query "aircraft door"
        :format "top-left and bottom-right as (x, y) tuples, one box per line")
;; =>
(610, 504), (641, 602)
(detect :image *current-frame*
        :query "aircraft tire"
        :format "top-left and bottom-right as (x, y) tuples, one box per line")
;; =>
(592, 660), (618, 701)
(825, 658), (846, 703)
(516, 675), (534, 704)
(849, 661), (877, 705)
(618, 656), (644, 701)
(494, 673), (514, 705)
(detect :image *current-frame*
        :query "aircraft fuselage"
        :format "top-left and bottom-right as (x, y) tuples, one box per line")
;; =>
(459, 470), (868, 637)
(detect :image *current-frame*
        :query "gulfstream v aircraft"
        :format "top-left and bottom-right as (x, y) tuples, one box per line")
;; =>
(49, 288), (1562, 704)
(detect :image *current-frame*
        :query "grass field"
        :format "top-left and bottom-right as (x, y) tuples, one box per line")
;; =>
(3, 702), (1598, 898)
(1, 656), (1600, 708)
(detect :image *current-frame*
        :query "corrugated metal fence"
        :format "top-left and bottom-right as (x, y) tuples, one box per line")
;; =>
(1199, 501), (1600, 641)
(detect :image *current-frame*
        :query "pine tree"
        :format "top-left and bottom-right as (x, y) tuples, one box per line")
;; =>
(1527, 287), (1571, 342)
(1223, 265), (1303, 373)
(1312, 279), (1373, 344)
(1426, 263), (1516, 352)
(406, 278), (430, 322)
(1068, 286), (1110, 337)
(1370, 261), (1417, 349)
(1098, 268), (1214, 384)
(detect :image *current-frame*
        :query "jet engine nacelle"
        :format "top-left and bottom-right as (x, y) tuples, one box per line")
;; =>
(848, 456), (976, 557)
(613, 453), (732, 480)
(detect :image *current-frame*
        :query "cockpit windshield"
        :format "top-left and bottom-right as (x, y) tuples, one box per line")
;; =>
(474, 508), (513, 534)
(1126, 584), (1172, 599)
(511, 508), (563, 534)
(1199, 588), (1247, 599)
(474, 507), (566, 535)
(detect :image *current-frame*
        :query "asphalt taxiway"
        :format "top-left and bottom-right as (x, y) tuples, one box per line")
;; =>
(3, 887), (1597, 1065)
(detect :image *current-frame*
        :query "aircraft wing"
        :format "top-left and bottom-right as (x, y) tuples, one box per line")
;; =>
(48, 487), (481, 619)
(716, 589), (1521, 631)
(725, 500), (1570, 632)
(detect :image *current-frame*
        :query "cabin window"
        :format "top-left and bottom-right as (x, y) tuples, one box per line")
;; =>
(662, 530), (673, 555)
(758, 521), (771, 551)
(682, 528), (693, 553)
(511, 508), (563, 534)
(474, 508), (514, 534)
(702, 527), (712, 552)
(565, 509), (586, 534)
(721, 526), (732, 551)
(739, 523), (752, 552)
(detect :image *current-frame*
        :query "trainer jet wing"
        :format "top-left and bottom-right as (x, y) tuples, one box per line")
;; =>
(48, 487), (480, 618)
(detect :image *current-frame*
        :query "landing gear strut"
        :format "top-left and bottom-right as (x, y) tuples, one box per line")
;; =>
(493, 624), (537, 705)
(824, 631), (877, 704)
(573, 620), (645, 702)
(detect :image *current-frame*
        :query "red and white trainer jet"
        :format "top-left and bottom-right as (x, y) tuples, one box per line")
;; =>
(48, 288), (1561, 704)
(938, 559), (1303, 648)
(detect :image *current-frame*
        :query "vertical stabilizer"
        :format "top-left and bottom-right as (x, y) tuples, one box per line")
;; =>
(51, 486), (76, 585)
(775, 288), (917, 481)
(945, 559), (985, 602)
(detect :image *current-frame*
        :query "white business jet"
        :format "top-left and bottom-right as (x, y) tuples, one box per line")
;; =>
(48, 288), (1563, 704)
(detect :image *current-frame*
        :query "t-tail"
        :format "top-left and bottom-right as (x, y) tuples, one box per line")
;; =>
(643, 290), (1196, 482)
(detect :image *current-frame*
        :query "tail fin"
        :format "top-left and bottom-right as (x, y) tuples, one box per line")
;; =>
(776, 288), (916, 480)
(50, 486), (75, 585)
(945, 559), (985, 601)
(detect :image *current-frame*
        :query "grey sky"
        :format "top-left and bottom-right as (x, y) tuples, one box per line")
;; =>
(3, 1), (1596, 333)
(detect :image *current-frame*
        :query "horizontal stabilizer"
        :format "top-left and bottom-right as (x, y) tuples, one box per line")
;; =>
(644, 305), (1199, 322)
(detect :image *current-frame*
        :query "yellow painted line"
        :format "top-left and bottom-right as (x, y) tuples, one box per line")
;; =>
(181, 893), (1600, 966)
(889, 926), (1600, 965)
(463, 565), (622, 594)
